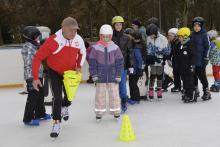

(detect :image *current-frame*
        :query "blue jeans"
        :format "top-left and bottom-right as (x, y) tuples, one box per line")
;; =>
(119, 70), (127, 101)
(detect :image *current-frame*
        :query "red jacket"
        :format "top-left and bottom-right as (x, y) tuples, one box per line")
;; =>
(32, 29), (86, 80)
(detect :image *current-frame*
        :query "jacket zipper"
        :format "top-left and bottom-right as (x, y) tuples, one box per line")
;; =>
(105, 47), (108, 82)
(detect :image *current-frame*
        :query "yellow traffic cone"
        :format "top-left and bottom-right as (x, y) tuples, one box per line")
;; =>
(119, 115), (136, 142)
(63, 70), (82, 102)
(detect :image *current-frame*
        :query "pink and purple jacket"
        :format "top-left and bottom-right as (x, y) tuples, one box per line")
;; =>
(88, 41), (124, 83)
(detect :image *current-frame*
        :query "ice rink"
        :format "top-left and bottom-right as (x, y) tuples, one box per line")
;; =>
(0, 78), (220, 147)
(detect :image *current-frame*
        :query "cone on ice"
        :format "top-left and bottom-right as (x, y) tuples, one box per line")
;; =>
(119, 114), (136, 142)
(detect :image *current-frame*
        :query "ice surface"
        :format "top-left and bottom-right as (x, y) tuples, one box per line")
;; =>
(0, 78), (220, 147)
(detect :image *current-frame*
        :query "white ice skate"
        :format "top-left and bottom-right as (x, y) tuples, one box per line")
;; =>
(50, 121), (61, 141)
(96, 116), (102, 123)
(61, 106), (69, 121)
(114, 115), (120, 121)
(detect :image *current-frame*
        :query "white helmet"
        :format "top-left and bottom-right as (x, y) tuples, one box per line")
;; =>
(207, 30), (218, 39)
(168, 28), (178, 35)
(99, 24), (113, 35)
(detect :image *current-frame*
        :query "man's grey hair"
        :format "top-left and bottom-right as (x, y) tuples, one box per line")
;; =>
(62, 17), (80, 30)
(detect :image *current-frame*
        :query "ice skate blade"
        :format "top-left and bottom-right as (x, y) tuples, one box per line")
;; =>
(51, 137), (58, 141)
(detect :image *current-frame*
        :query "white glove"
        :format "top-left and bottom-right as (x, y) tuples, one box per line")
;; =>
(115, 77), (121, 83)
(167, 60), (172, 68)
(92, 76), (98, 83)
(129, 68), (134, 74)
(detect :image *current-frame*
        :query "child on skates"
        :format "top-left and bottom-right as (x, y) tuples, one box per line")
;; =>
(21, 26), (51, 126)
(146, 23), (170, 101)
(167, 28), (182, 92)
(88, 24), (124, 122)
(128, 31), (146, 104)
(191, 17), (211, 101)
(208, 30), (220, 92)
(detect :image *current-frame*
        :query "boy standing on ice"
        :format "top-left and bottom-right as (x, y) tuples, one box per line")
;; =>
(32, 17), (86, 139)
(191, 17), (211, 101)
(177, 27), (197, 103)
(22, 26), (51, 126)
(88, 24), (124, 122)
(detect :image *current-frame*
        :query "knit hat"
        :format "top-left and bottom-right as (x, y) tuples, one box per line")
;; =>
(132, 20), (141, 27)
(146, 23), (158, 36)
(146, 17), (160, 28)
(99, 24), (113, 35)
(207, 30), (218, 40)
(192, 17), (204, 27)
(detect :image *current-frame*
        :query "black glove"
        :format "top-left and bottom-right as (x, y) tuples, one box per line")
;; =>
(26, 79), (34, 91)
(204, 58), (209, 66)
(155, 57), (162, 64)
(146, 55), (156, 65)
(136, 68), (143, 77)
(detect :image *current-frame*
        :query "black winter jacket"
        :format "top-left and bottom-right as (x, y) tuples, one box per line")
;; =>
(112, 30), (134, 69)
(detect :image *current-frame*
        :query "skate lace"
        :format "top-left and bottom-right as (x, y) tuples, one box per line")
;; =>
(61, 107), (69, 117)
(157, 90), (162, 96)
(52, 123), (60, 133)
(149, 90), (154, 96)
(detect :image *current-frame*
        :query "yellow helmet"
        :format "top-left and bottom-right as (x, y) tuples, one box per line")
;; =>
(177, 27), (191, 37)
(112, 16), (124, 25)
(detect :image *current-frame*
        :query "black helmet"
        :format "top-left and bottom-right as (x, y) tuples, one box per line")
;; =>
(146, 23), (158, 36)
(22, 26), (41, 41)
(124, 28), (134, 35)
(146, 17), (160, 28)
(192, 17), (204, 27)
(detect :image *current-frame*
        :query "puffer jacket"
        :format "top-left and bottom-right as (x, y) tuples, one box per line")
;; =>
(209, 38), (220, 66)
(112, 30), (134, 69)
(168, 38), (182, 69)
(178, 37), (196, 74)
(32, 29), (86, 80)
(21, 42), (43, 80)
(131, 43), (144, 75)
(88, 41), (124, 83)
(191, 28), (210, 67)
(146, 32), (170, 66)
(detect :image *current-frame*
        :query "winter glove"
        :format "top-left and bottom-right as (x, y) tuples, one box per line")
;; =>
(92, 76), (98, 83)
(155, 57), (162, 64)
(156, 50), (163, 55)
(146, 55), (156, 65)
(43, 69), (48, 74)
(26, 79), (34, 92)
(167, 60), (172, 67)
(115, 77), (121, 83)
(190, 65), (195, 73)
(128, 68), (134, 74)
(204, 58), (209, 66)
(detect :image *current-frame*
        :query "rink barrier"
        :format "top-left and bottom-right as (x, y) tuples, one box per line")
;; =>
(0, 81), (88, 88)
(0, 46), (215, 88)
(0, 84), (24, 88)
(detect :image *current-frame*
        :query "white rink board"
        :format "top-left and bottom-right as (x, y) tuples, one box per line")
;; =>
(0, 48), (214, 85)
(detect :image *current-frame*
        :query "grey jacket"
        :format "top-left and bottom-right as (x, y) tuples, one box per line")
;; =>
(21, 42), (43, 80)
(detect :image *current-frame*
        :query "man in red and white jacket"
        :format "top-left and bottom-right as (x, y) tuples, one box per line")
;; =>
(32, 17), (86, 138)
